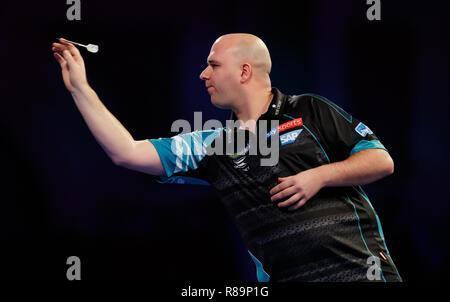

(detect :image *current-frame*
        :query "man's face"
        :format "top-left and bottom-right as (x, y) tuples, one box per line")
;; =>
(199, 41), (241, 109)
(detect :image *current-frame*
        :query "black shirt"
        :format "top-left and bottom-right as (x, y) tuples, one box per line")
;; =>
(149, 87), (402, 282)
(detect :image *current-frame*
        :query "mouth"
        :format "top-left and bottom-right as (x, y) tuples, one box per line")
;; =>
(206, 86), (214, 94)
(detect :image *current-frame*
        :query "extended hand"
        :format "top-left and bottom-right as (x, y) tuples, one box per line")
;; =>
(52, 38), (88, 93)
(269, 169), (325, 211)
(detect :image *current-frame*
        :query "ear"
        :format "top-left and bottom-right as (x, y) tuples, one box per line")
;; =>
(240, 63), (252, 84)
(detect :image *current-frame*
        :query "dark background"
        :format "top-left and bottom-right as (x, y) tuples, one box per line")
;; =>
(0, 0), (449, 281)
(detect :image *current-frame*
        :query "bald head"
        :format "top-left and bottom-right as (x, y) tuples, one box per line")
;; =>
(213, 33), (272, 76)
(200, 33), (273, 110)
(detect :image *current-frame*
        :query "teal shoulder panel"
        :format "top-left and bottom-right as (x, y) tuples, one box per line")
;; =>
(350, 139), (387, 156)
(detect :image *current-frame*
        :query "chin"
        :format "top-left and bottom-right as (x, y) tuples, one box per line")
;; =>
(210, 96), (231, 110)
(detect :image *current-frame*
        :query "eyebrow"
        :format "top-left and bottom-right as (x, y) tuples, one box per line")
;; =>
(207, 59), (220, 64)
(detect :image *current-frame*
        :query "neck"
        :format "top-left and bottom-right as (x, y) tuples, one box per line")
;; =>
(233, 87), (274, 130)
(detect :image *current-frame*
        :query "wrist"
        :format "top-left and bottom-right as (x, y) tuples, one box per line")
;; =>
(314, 164), (331, 188)
(71, 83), (91, 96)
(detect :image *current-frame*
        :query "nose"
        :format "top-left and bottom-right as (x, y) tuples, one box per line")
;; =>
(199, 66), (209, 81)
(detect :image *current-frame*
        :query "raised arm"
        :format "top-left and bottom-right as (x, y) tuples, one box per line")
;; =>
(52, 38), (165, 176)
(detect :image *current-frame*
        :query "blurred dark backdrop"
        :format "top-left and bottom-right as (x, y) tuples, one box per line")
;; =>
(0, 0), (449, 281)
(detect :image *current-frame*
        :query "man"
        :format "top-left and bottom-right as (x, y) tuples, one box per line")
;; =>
(52, 33), (402, 282)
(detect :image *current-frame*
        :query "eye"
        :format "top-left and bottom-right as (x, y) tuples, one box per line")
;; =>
(210, 64), (218, 68)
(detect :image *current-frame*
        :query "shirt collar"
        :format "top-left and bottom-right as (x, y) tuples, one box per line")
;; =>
(229, 87), (286, 122)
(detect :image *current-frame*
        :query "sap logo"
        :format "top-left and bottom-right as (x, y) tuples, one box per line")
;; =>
(280, 129), (302, 146)
(355, 122), (373, 137)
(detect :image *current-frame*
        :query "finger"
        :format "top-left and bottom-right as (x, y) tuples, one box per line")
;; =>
(277, 193), (302, 208)
(58, 38), (74, 46)
(59, 38), (81, 57)
(62, 50), (76, 67)
(269, 179), (293, 195)
(271, 186), (297, 202)
(288, 198), (308, 211)
(53, 52), (66, 65)
(53, 42), (71, 52)
(52, 46), (65, 54)
(53, 47), (68, 55)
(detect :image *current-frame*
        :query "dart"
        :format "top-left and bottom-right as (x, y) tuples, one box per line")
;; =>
(57, 38), (99, 53)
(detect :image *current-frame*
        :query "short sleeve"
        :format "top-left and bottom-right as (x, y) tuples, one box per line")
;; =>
(148, 129), (223, 185)
(307, 94), (388, 162)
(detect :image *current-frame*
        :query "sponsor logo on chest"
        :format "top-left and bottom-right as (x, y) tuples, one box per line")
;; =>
(232, 155), (250, 171)
(280, 129), (303, 146)
(266, 118), (303, 138)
